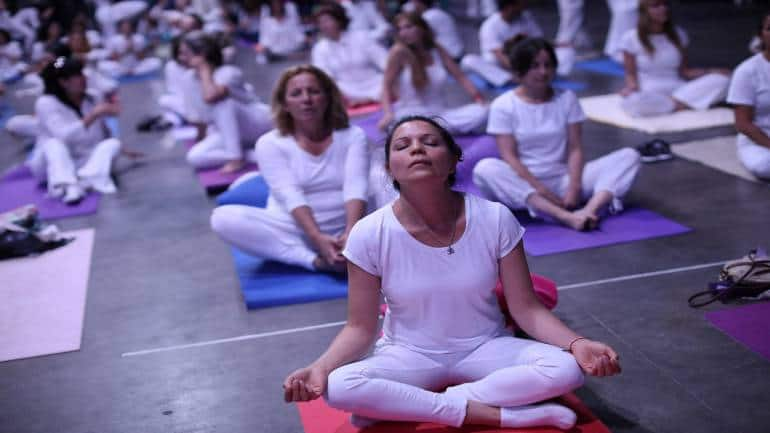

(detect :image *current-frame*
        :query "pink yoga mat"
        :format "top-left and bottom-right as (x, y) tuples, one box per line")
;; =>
(705, 301), (770, 361)
(297, 393), (610, 433)
(0, 229), (94, 362)
(0, 165), (101, 220)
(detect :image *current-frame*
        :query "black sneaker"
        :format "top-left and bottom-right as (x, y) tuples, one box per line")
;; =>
(637, 138), (672, 163)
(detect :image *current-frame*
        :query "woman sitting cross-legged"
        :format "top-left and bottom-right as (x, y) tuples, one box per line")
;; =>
(474, 37), (641, 231)
(283, 115), (621, 430)
(377, 11), (488, 134)
(619, 0), (730, 117)
(210, 65), (369, 272)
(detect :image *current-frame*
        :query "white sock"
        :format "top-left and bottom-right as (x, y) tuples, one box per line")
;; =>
(500, 403), (577, 430)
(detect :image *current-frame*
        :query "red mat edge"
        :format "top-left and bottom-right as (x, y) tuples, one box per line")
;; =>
(297, 392), (610, 433)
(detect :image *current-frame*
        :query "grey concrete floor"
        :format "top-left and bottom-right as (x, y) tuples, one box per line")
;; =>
(1, 1), (770, 433)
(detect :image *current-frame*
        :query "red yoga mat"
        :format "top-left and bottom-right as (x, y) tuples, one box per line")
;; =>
(297, 393), (610, 433)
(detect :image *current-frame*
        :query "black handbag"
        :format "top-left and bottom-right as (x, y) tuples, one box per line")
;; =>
(688, 249), (770, 307)
(0, 205), (72, 260)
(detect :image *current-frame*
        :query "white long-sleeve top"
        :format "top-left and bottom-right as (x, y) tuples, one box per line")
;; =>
(311, 30), (387, 102)
(34, 93), (109, 157)
(256, 126), (370, 224)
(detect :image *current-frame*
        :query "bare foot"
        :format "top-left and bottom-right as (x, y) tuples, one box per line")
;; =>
(312, 256), (346, 274)
(220, 160), (245, 174)
(572, 209), (600, 231)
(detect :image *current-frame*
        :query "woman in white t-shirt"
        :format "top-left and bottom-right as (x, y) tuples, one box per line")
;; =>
(378, 12), (488, 134)
(210, 65), (369, 272)
(474, 37), (641, 230)
(728, 11), (770, 179)
(181, 32), (273, 173)
(619, 0), (730, 117)
(311, 3), (387, 106)
(254, 0), (305, 63)
(283, 115), (621, 430)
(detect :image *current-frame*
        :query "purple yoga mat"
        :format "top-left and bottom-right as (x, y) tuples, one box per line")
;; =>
(705, 302), (770, 361)
(196, 163), (258, 191)
(0, 165), (101, 220)
(521, 208), (691, 256)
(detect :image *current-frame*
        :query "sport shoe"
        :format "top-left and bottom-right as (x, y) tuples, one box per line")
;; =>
(63, 184), (85, 205)
(637, 138), (672, 163)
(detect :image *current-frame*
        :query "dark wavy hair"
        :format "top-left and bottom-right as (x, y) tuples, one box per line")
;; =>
(41, 56), (85, 116)
(394, 12), (436, 91)
(314, 2), (350, 31)
(271, 64), (349, 136)
(757, 10), (770, 51)
(182, 31), (223, 68)
(637, 0), (683, 55)
(504, 36), (558, 78)
(384, 115), (463, 191)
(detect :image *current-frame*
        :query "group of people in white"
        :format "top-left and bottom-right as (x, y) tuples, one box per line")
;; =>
(2, 0), (769, 429)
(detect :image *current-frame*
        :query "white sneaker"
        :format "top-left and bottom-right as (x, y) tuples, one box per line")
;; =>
(63, 184), (85, 204)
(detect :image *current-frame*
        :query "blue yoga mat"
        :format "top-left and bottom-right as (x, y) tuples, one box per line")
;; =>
(117, 70), (162, 84)
(216, 174), (269, 207)
(467, 72), (587, 95)
(0, 104), (15, 128)
(574, 58), (625, 77)
(232, 248), (348, 309)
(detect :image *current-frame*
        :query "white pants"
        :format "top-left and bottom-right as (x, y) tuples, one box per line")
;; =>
(604, 0), (638, 62)
(472, 148), (641, 209)
(98, 57), (162, 78)
(395, 103), (489, 135)
(5, 114), (39, 138)
(461, 54), (511, 87)
(737, 134), (770, 179)
(210, 204), (346, 270)
(326, 336), (584, 427)
(338, 74), (384, 105)
(186, 100), (272, 168)
(622, 73), (730, 117)
(27, 137), (121, 194)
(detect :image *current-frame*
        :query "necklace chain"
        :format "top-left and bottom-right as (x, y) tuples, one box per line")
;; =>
(421, 199), (460, 255)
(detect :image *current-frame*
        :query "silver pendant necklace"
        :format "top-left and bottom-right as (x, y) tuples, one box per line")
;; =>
(425, 198), (460, 255)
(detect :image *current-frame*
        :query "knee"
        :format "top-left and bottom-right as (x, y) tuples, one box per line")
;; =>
(325, 365), (369, 412)
(41, 138), (69, 158)
(472, 158), (499, 186)
(210, 205), (240, 241)
(617, 147), (641, 170)
(536, 352), (585, 395)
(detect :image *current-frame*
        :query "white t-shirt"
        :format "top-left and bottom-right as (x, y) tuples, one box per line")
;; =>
(35, 94), (109, 157)
(212, 65), (256, 105)
(343, 194), (524, 354)
(342, 0), (390, 41)
(728, 53), (770, 131)
(620, 27), (689, 93)
(487, 89), (585, 178)
(256, 126), (369, 223)
(311, 30), (387, 84)
(258, 1), (305, 56)
(423, 7), (463, 59)
(479, 11), (543, 63)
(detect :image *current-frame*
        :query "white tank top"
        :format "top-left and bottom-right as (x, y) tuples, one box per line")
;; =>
(394, 49), (447, 117)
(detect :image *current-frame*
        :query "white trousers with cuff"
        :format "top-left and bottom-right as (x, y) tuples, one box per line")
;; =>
(622, 73), (730, 117)
(472, 148), (641, 210)
(186, 100), (272, 169)
(326, 335), (584, 427)
(210, 204), (346, 270)
(737, 134), (770, 179)
(27, 137), (122, 194)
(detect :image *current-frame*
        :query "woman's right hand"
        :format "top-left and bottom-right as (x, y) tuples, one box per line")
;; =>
(283, 364), (328, 402)
(377, 112), (394, 131)
(313, 233), (345, 267)
(619, 84), (638, 97)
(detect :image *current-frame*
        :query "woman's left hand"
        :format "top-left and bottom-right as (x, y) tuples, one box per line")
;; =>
(563, 188), (581, 210)
(571, 339), (621, 377)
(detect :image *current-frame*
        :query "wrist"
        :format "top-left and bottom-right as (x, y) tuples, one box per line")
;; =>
(565, 336), (588, 353)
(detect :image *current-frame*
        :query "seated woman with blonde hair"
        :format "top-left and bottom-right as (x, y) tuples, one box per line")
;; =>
(211, 65), (369, 272)
(283, 115), (621, 429)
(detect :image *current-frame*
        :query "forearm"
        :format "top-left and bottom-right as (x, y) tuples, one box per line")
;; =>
(737, 121), (770, 149)
(343, 199), (366, 234)
(199, 68), (227, 103)
(566, 149), (583, 192)
(291, 205), (323, 243)
(514, 303), (582, 350)
(493, 49), (511, 70)
(311, 324), (378, 374)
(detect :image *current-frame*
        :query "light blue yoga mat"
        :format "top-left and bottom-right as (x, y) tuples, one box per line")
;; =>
(574, 58), (625, 77)
(466, 72), (587, 95)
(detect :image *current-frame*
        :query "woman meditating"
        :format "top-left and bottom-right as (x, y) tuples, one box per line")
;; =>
(728, 10), (770, 180)
(283, 115), (621, 430)
(619, 0), (730, 117)
(378, 12), (487, 134)
(474, 37), (641, 231)
(210, 65), (369, 273)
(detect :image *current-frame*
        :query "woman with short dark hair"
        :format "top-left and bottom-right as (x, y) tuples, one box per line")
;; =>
(283, 115), (621, 429)
(211, 65), (369, 272)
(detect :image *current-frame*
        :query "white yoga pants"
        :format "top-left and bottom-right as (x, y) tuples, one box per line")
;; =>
(186, 100), (272, 168)
(98, 57), (162, 77)
(5, 114), (39, 138)
(326, 336), (584, 427)
(604, 0), (638, 62)
(210, 205), (346, 270)
(622, 73), (730, 117)
(737, 135), (770, 179)
(27, 137), (122, 194)
(472, 148), (641, 209)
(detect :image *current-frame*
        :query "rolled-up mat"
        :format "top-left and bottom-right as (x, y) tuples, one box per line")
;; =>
(574, 58), (625, 77)
(347, 102), (382, 117)
(705, 301), (770, 361)
(0, 165), (101, 220)
(0, 229), (94, 362)
(297, 392), (610, 433)
(520, 208), (691, 256)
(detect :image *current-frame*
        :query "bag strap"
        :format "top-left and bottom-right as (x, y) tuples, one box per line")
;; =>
(688, 283), (730, 308)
